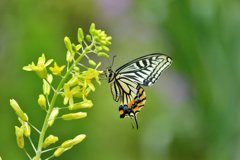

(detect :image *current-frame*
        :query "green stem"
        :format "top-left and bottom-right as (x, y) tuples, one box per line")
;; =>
(28, 136), (37, 153)
(45, 154), (55, 160)
(27, 121), (41, 134)
(23, 148), (32, 160)
(35, 43), (95, 160)
(41, 146), (61, 153)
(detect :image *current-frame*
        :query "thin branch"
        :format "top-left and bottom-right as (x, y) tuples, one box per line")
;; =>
(23, 148), (32, 160)
(45, 154), (55, 160)
(28, 136), (37, 153)
(27, 122), (41, 134)
(41, 146), (60, 153)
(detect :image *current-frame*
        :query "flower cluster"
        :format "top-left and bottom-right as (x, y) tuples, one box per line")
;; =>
(10, 23), (111, 160)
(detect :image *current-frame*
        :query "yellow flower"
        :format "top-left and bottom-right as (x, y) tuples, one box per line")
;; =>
(49, 62), (65, 76)
(67, 76), (79, 87)
(63, 84), (81, 106)
(15, 126), (24, 148)
(18, 118), (31, 137)
(43, 74), (53, 95)
(23, 54), (53, 78)
(62, 112), (87, 120)
(10, 99), (28, 121)
(48, 108), (59, 127)
(81, 62), (102, 91)
(72, 134), (86, 145)
(42, 135), (59, 148)
(69, 100), (93, 110)
(38, 94), (46, 110)
(61, 139), (73, 148)
(54, 148), (65, 157)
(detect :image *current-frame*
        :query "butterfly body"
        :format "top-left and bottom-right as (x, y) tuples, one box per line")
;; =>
(106, 53), (172, 129)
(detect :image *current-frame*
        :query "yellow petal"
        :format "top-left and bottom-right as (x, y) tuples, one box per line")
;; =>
(88, 82), (95, 91)
(23, 66), (33, 71)
(71, 86), (81, 94)
(63, 97), (69, 105)
(38, 54), (46, 64)
(45, 59), (54, 67)
(64, 84), (70, 93)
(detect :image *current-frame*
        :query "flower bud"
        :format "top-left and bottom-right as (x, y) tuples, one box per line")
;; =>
(66, 51), (73, 62)
(78, 28), (84, 43)
(72, 43), (77, 53)
(15, 126), (24, 148)
(102, 46), (109, 52)
(93, 36), (99, 41)
(106, 41), (112, 46)
(76, 44), (82, 51)
(54, 148), (65, 157)
(106, 36), (112, 41)
(10, 99), (28, 121)
(89, 23), (95, 34)
(97, 52), (109, 58)
(64, 36), (72, 52)
(42, 135), (59, 148)
(88, 60), (96, 66)
(38, 94), (46, 110)
(43, 74), (53, 95)
(100, 40), (106, 46)
(86, 35), (92, 42)
(69, 100), (93, 110)
(85, 46), (91, 52)
(62, 112), (87, 120)
(61, 139), (73, 148)
(95, 46), (102, 52)
(72, 134), (86, 145)
(23, 122), (31, 137)
(73, 66), (80, 72)
(67, 77), (79, 87)
(48, 108), (59, 126)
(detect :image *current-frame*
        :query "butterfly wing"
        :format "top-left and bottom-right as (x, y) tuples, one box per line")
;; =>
(116, 53), (172, 86)
(112, 74), (146, 129)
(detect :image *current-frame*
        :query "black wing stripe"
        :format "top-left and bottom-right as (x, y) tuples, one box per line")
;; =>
(116, 53), (172, 86)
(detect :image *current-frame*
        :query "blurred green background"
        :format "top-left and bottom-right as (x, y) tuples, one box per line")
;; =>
(1, 0), (240, 159)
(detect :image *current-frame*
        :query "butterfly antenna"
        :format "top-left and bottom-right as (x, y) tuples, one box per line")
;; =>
(110, 55), (117, 68)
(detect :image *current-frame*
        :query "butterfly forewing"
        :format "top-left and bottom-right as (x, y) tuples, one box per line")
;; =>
(116, 53), (172, 86)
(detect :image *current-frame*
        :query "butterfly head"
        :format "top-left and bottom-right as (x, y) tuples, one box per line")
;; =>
(106, 67), (115, 83)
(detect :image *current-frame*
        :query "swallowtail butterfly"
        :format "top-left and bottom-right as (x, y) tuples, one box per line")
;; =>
(106, 53), (172, 129)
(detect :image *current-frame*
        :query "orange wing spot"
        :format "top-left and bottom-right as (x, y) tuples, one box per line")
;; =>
(119, 110), (124, 115)
(128, 102), (132, 109)
(132, 99), (135, 105)
(139, 88), (143, 93)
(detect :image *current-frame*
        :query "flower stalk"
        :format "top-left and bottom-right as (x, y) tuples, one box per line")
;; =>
(35, 46), (91, 159)
(10, 23), (111, 160)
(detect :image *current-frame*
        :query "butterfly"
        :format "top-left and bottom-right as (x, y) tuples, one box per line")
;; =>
(106, 53), (172, 129)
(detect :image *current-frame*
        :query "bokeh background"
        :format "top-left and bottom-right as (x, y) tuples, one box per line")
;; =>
(1, 0), (240, 159)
